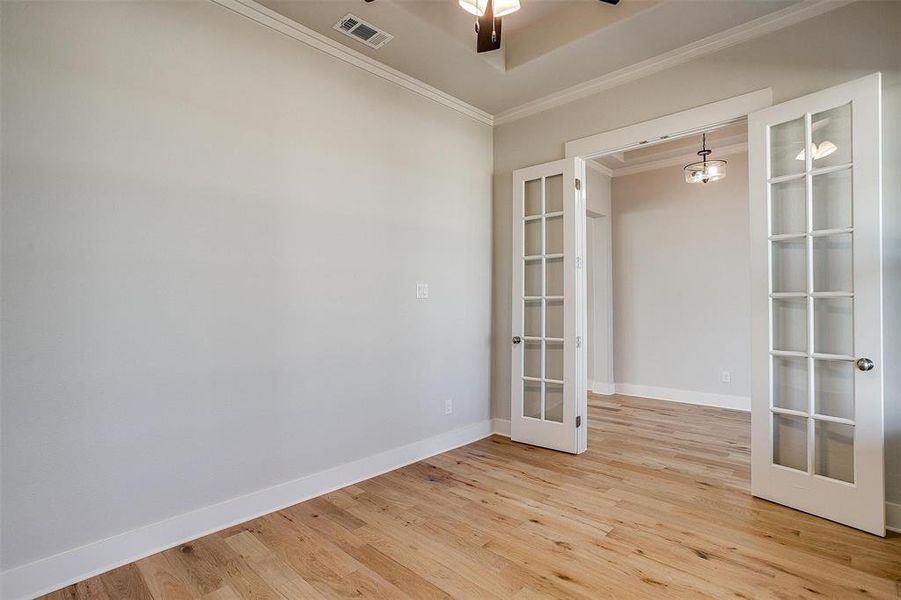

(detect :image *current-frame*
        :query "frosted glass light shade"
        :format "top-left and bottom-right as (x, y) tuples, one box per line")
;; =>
(459, 0), (521, 17)
(684, 160), (727, 184)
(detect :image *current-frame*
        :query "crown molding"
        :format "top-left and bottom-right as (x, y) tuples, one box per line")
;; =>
(209, 0), (494, 126)
(607, 141), (747, 178)
(493, 0), (855, 127)
(211, 0), (853, 130)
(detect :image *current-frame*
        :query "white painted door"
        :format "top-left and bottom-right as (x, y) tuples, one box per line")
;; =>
(511, 158), (587, 454)
(749, 74), (884, 535)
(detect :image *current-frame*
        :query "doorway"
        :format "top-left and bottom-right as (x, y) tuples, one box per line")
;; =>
(584, 121), (750, 409)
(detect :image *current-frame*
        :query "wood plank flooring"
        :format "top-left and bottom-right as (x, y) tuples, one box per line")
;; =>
(41, 394), (901, 599)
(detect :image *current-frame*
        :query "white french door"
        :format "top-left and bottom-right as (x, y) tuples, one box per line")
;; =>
(749, 74), (884, 535)
(511, 158), (587, 454)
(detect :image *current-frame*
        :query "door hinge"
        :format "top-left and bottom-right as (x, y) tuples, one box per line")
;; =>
(576, 335), (582, 348)
(576, 415), (582, 428)
(575, 178), (581, 191)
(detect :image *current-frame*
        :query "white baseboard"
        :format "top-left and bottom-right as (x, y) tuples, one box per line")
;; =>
(1, 420), (493, 600)
(588, 380), (615, 395)
(887, 501), (901, 534)
(614, 383), (751, 412)
(492, 418), (511, 437)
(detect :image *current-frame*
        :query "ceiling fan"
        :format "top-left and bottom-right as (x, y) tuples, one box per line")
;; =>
(363, 0), (620, 53)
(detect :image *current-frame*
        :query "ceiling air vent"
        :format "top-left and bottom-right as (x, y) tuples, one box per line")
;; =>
(333, 14), (394, 50)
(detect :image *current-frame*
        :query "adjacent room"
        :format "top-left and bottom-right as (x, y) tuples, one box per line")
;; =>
(2, 1), (900, 598)
(585, 124), (751, 409)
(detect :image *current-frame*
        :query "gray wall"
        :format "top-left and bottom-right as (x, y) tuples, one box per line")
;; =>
(586, 168), (612, 389)
(491, 1), (901, 503)
(611, 153), (751, 400)
(1, 1), (492, 569)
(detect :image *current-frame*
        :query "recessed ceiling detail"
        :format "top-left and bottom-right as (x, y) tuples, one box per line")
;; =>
(256, 1), (829, 116)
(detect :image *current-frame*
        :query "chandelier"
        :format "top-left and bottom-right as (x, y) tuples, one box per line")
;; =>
(684, 133), (727, 184)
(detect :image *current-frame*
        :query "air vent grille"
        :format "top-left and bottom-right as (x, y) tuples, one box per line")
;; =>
(333, 14), (393, 49)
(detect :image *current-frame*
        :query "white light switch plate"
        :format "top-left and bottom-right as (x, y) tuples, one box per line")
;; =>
(416, 283), (429, 299)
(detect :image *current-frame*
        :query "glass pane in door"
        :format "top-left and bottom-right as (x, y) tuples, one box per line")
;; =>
(524, 179), (542, 217)
(524, 260), (542, 297)
(771, 178), (807, 235)
(773, 356), (807, 412)
(523, 381), (542, 419)
(546, 299), (563, 339)
(545, 175), (564, 212)
(523, 341), (542, 379)
(770, 117), (805, 178)
(524, 220), (542, 256)
(813, 234), (853, 293)
(774, 413), (808, 472)
(546, 257), (564, 297)
(811, 103), (852, 169)
(545, 341), (564, 381)
(814, 359), (854, 420)
(771, 239), (807, 293)
(519, 174), (565, 423)
(546, 216), (563, 255)
(813, 298), (853, 356)
(524, 300), (543, 338)
(815, 421), (854, 483)
(812, 169), (853, 231)
(767, 101), (860, 489)
(772, 298), (807, 352)
(545, 382), (564, 423)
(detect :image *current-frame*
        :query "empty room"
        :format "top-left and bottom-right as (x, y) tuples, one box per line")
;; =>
(2, 1), (900, 599)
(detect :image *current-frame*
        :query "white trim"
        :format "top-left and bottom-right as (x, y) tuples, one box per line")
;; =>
(887, 501), (901, 533)
(588, 380), (615, 395)
(492, 418), (511, 437)
(0, 420), (493, 600)
(493, 0), (853, 126)
(209, 0), (493, 126)
(566, 89), (771, 159)
(615, 383), (751, 412)
(607, 142), (747, 178)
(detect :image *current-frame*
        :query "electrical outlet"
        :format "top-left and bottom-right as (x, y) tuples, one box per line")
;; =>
(721, 370), (732, 384)
(444, 398), (453, 415)
(416, 283), (429, 299)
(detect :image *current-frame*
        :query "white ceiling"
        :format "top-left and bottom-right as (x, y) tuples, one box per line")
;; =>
(257, 0), (800, 115)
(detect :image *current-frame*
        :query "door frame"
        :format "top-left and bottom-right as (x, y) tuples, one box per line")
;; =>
(509, 89), (773, 451)
(561, 88), (774, 407)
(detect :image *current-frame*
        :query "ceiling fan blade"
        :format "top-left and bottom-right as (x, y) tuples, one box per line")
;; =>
(476, 1), (501, 53)
(598, 0), (620, 4)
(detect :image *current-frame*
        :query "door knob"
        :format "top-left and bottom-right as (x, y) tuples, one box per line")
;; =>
(512, 336), (522, 344)
(856, 357), (875, 372)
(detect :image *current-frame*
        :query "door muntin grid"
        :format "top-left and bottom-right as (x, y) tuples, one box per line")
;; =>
(767, 102), (856, 484)
(521, 175), (565, 424)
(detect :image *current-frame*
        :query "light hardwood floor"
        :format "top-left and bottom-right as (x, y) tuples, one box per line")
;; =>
(41, 394), (901, 599)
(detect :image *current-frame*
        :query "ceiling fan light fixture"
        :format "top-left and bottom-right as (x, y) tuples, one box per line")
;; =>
(459, 0), (520, 18)
(493, 0), (521, 17)
(795, 140), (838, 161)
(458, 0), (485, 17)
